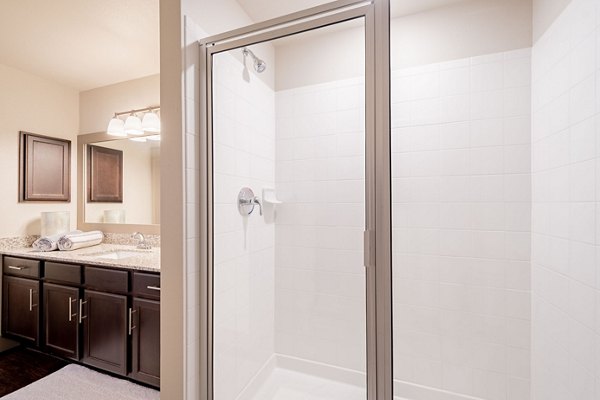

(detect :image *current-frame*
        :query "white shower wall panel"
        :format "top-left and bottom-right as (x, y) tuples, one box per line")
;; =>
(274, 77), (367, 372)
(212, 52), (276, 400)
(531, 0), (600, 398)
(273, 49), (533, 400)
(391, 48), (532, 400)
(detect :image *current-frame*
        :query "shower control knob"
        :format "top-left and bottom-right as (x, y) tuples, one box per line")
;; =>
(237, 187), (262, 216)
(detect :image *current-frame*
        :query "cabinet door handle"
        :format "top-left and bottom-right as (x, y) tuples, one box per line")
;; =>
(8, 265), (26, 270)
(78, 300), (87, 324)
(146, 285), (161, 291)
(28, 289), (37, 311)
(68, 297), (78, 322)
(128, 308), (137, 336)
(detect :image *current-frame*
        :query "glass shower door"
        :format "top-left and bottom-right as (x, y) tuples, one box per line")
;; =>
(200, 2), (392, 399)
(210, 18), (368, 400)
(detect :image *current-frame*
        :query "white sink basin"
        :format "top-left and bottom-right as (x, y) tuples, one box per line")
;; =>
(93, 250), (142, 260)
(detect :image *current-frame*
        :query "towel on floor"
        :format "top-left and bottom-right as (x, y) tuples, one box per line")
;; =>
(32, 231), (82, 252)
(57, 231), (103, 251)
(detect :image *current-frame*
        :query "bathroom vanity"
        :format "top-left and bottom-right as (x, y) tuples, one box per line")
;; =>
(0, 245), (160, 388)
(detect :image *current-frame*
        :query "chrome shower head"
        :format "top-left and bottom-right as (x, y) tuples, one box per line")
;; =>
(242, 47), (267, 73)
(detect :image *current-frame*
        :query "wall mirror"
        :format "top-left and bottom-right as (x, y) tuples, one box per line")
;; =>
(77, 132), (160, 234)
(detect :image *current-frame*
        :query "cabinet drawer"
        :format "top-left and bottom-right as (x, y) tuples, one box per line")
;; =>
(85, 266), (128, 294)
(132, 272), (160, 300)
(3, 256), (40, 278)
(45, 262), (81, 285)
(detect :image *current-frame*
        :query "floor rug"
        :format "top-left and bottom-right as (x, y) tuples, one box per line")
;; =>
(3, 364), (160, 400)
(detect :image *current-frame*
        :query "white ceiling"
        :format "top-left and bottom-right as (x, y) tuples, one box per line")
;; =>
(236, 0), (469, 22)
(0, 0), (159, 91)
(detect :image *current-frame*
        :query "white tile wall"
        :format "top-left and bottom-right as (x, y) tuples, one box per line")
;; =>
(274, 77), (367, 373)
(183, 16), (205, 400)
(391, 49), (532, 400)
(213, 51), (276, 400)
(531, 0), (600, 399)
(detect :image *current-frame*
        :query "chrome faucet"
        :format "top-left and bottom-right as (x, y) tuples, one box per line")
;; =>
(132, 232), (151, 250)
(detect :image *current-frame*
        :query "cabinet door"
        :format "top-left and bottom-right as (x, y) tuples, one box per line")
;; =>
(82, 290), (127, 375)
(131, 298), (160, 387)
(44, 283), (79, 359)
(2, 276), (39, 345)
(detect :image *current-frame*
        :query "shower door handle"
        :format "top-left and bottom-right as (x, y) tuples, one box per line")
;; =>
(364, 230), (374, 268)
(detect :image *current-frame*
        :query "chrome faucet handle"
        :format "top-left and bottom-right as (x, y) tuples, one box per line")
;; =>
(253, 196), (262, 216)
(238, 187), (263, 217)
(131, 232), (151, 250)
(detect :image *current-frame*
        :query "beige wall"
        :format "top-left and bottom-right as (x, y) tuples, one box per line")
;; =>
(276, 0), (533, 90)
(275, 22), (365, 91)
(79, 74), (160, 134)
(532, 0), (573, 41)
(159, 0), (185, 398)
(0, 63), (79, 237)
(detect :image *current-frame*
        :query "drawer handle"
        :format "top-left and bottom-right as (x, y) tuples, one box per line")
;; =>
(68, 297), (78, 322)
(146, 285), (161, 291)
(78, 300), (87, 324)
(128, 308), (137, 336)
(28, 289), (37, 311)
(8, 265), (26, 271)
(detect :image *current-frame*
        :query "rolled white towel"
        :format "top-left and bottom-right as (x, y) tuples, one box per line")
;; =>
(57, 231), (104, 251)
(33, 231), (82, 252)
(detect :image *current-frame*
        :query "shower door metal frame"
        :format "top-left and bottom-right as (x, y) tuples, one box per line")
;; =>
(198, 1), (392, 399)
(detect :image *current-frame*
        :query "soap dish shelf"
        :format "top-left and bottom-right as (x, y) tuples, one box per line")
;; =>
(262, 188), (282, 205)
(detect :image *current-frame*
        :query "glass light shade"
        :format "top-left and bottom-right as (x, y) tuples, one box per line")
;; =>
(147, 134), (161, 141)
(107, 117), (126, 136)
(124, 115), (143, 135)
(142, 112), (161, 133)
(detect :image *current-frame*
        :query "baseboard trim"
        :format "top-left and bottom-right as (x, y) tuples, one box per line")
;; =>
(235, 355), (278, 400)
(235, 353), (484, 400)
(394, 380), (484, 400)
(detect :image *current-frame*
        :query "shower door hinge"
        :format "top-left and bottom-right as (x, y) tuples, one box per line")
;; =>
(364, 230), (375, 268)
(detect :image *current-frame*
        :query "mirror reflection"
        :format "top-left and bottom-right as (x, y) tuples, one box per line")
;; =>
(84, 137), (160, 225)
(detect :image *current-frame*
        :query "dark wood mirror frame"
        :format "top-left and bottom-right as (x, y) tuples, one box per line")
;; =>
(19, 131), (71, 202)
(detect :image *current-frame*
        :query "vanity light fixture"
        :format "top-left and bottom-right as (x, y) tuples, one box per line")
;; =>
(106, 106), (160, 138)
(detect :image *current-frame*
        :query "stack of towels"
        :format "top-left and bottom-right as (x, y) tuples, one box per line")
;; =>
(33, 230), (104, 252)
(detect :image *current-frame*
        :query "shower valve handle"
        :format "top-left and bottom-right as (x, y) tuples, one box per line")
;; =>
(252, 196), (262, 216)
(237, 187), (262, 216)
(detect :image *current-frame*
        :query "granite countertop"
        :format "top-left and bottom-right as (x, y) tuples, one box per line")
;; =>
(0, 243), (160, 272)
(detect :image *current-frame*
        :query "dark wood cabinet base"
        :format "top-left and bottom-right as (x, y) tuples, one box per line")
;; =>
(2, 255), (160, 389)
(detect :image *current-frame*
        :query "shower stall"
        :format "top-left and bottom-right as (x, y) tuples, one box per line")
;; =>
(196, 0), (598, 399)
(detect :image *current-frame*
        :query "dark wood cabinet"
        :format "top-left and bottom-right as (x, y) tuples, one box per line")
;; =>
(82, 290), (128, 376)
(2, 276), (40, 345)
(2, 255), (160, 387)
(43, 283), (80, 359)
(131, 297), (160, 386)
